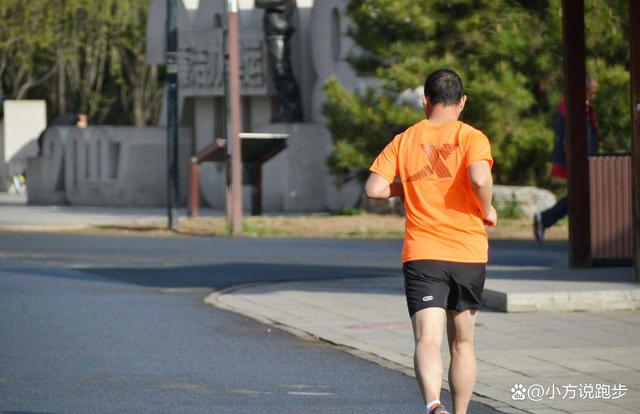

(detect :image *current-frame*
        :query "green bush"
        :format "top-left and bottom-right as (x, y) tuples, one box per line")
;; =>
(495, 200), (523, 220)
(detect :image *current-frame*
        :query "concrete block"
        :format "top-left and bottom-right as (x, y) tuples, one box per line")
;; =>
(482, 287), (640, 313)
(1, 100), (46, 190)
(493, 185), (557, 218)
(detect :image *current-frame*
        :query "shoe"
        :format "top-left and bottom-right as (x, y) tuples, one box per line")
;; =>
(533, 212), (544, 243)
(429, 403), (450, 414)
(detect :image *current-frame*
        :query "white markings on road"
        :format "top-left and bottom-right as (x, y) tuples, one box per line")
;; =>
(231, 389), (272, 396)
(158, 382), (215, 394)
(280, 384), (330, 389)
(280, 384), (333, 396)
(287, 391), (333, 396)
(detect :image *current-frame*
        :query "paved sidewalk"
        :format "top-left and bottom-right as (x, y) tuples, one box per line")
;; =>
(0, 193), (322, 232)
(206, 277), (640, 414)
(0, 193), (222, 231)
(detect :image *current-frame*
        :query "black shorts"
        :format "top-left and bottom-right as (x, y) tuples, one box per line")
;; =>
(403, 259), (486, 317)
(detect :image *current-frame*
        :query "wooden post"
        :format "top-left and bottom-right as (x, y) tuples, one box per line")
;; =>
(631, 0), (640, 281)
(562, 0), (591, 267)
(228, 0), (243, 235)
(225, 155), (232, 224)
(188, 161), (200, 217)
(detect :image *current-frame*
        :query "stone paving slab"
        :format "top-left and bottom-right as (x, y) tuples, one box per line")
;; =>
(205, 277), (640, 414)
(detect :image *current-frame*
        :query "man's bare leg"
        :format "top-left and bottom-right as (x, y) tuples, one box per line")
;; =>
(411, 307), (446, 406)
(446, 309), (478, 414)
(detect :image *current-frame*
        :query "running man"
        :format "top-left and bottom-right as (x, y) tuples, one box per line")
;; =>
(365, 69), (496, 414)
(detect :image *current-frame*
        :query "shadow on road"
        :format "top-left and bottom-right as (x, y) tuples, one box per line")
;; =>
(81, 262), (399, 290)
(5, 233), (630, 294)
(0, 412), (59, 414)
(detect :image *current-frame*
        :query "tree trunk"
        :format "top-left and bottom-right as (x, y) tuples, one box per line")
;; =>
(57, 58), (66, 114)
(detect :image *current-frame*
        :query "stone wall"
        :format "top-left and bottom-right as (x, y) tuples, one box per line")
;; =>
(27, 126), (192, 206)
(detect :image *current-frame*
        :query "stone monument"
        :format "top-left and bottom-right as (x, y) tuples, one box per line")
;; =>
(145, 0), (371, 212)
(28, 0), (370, 211)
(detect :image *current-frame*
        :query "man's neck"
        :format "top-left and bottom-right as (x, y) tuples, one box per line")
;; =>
(426, 107), (460, 125)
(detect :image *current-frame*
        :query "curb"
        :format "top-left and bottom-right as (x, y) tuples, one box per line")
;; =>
(482, 287), (640, 313)
(0, 224), (91, 232)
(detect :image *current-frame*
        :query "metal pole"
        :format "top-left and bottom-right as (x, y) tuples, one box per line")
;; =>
(222, 23), (231, 226)
(166, 0), (179, 230)
(252, 165), (262, 216)
(227, 0), (243, 235)
(562, 0), (591, 267)
(630, 0), (640, 281)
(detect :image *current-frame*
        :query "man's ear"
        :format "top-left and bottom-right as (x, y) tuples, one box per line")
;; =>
(458, 95), (467, 112)
(422, 95), (430, 116)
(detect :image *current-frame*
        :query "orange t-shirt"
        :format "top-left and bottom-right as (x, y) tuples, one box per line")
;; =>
(370, 119), (493, 263)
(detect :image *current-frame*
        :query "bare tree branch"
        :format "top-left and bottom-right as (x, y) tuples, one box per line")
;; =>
(15, 62), (58, 99)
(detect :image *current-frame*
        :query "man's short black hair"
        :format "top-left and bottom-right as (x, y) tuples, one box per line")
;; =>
(424, 69), (464, 105)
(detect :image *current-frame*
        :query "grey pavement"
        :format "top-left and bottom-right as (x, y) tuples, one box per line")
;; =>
(2, 266), (435, 414)
(209, 277), (640, 414)
(0, 233), (503, 414)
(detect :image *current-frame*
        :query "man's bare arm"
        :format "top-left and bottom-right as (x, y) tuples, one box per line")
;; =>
(468, 160), (497, 226)
(365, 173), (403, 200)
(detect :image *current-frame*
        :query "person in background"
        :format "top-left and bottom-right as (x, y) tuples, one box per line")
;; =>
(76, 113), (88, 128)
(533, 77), (599, 242)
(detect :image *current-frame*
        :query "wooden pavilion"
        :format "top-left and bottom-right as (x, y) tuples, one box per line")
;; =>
(562, 0), (639, 281)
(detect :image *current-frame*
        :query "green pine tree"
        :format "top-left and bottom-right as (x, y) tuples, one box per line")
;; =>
(323, 0), (630, 188)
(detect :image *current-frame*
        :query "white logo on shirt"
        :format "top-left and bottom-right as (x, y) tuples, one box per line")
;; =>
(422, 295), (433, 302)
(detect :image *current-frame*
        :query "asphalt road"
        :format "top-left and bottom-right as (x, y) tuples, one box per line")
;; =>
(0, 233), (535, 413)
